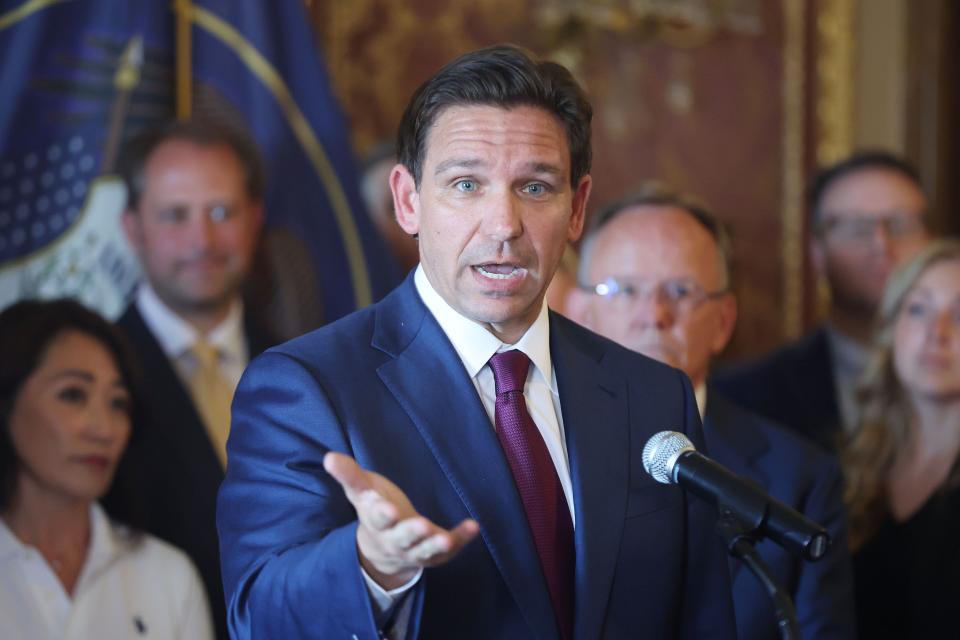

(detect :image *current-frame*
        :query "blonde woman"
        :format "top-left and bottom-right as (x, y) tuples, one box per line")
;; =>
(843, 239), (960, 637)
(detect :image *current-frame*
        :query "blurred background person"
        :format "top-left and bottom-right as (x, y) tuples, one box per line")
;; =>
(0, 299), (213, 640)
(569, 184), (855, 640)
(715, 151), (933, 451)
(843, 239), (960, 638)
(360, 140), (420, 274)
(109, 119), (275, 639)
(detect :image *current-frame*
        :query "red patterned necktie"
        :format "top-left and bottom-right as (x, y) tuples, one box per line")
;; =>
(488, 350), (574, 640)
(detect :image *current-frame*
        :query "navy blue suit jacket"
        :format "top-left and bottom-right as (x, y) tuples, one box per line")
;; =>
(703, 389), (855, 639)
(712, 326), (842, 452)
(217, 275), (736, 639)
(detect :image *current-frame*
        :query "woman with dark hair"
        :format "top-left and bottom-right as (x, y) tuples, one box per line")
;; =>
(843, 239), (960, 637)
(0, 299), (212, 639)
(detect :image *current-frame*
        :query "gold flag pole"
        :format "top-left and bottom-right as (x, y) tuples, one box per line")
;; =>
(175, 0), (193, 119)
(101, 36), (144, 172)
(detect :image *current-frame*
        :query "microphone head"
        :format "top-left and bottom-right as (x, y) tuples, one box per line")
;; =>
(642, 431), (696, 484)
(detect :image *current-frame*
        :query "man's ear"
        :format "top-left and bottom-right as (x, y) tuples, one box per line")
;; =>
(391, 164), (420, 236)
(121, 209), (144, 253)
(567, 175), (592, 243)
(710, 294), (738, 356)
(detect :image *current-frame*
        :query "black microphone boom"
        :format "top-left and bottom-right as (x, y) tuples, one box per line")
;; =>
(642, 431), (830, 562)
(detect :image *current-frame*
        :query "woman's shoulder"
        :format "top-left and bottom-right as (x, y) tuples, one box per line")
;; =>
(109, 523), (202, 584)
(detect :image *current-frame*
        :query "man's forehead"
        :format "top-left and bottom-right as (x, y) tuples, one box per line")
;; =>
(591, 207), (719, 273)
(821, 167), (926, 210)
(146, 139), (243, 174)
(423, 104), (570, 167)
(602, 205), (712, 247)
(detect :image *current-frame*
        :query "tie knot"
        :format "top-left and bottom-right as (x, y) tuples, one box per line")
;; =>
(489, 350), (531, 395)
(191, 339), (219, 369)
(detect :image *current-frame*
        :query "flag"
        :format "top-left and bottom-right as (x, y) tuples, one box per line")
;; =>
(0, 0), (397, 323)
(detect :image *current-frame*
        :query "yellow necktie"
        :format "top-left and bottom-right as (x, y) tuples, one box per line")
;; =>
(188, 339), (232, 468)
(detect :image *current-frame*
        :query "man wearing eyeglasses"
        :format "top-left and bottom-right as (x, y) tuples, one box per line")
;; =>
(567, 183), (856, 639)
(714, 151), (933, 450)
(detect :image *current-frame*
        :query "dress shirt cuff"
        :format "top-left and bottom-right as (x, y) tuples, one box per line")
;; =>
(361, 566), (423, 616)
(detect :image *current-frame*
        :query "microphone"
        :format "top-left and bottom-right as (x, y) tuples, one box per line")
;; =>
(642, 430), (830, 561)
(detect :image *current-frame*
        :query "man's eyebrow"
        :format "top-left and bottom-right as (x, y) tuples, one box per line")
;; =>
(526, 162), (564, 177)
(433, 158), (483, 176)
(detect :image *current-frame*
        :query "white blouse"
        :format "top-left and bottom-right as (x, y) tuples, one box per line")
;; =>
(0, 503), (213, 640)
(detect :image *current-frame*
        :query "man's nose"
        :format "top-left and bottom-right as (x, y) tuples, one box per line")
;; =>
(187, 212), (216, 248)
(635, 292), (673, 330)
(484, 191), (523, 242)
(868, 221), (895, 259)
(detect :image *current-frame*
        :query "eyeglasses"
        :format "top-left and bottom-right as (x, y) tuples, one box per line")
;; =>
(581, 277), (727, 314)
(817, 211), (927, 243)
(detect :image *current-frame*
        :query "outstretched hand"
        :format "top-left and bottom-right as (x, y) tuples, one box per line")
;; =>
(323, 452), (480, 590)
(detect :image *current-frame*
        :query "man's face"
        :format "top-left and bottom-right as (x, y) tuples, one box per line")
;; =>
(571, 207), (736, 388)
(813, 167), (931, 317)
(123, 140), (263, 317)
(391, 104), (591, 343)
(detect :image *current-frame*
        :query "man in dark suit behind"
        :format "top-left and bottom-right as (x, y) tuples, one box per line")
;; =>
(107, 120), (271, 640)
(568, 184), (855, 639)
(713, 152), (932, 450)
(217, 45), (736, 639)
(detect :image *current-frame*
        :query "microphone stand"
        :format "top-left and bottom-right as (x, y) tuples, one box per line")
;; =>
(715, 505), (800, 640)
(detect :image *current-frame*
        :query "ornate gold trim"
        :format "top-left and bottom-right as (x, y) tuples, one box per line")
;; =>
(781, 0), (805, 338)
(815, 0), (855, 165)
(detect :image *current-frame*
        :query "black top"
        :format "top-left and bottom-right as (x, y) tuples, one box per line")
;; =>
(854, 486), (960, 638)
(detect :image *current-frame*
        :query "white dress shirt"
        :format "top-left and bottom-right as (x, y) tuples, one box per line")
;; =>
(413, 266), (575, 519)
(363, 266), (576, 636)
(135, 284), (248, 393)
(824, 323), (867, 434)
(0, 503), (213, 640)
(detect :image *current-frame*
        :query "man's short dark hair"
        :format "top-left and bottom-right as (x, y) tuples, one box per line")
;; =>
(396, 44), (593, 189)
(118, 119), (265, 211)
(808, 150), (924, 228)
(580, 181), (733, 288)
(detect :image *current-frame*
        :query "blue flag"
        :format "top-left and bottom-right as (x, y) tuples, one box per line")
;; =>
(0, 0), (397, 322)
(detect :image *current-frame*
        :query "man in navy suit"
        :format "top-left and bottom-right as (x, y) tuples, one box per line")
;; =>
(713, 152), (932, 450)
(217, 45), (736, 639)
(106, 121), (271, 640)
(568, 184), (856, 639)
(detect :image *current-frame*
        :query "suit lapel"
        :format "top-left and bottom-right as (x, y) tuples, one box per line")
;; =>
(790, 328), (842, 437)
(550, 315), (629, 640)
(703, 389), (771, 581)
(373, 280), (559, 639)
(118, 306), (224, 482)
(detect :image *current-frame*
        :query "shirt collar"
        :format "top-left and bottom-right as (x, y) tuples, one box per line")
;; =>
(0, 513), (21, 563)
(695, 382), (707, 419)
(0, 503), (122, 570)
(824, 322), (868, 376)
(136, 283), (246, 364)
(414, 265), (555, 391)
(76, 502), (127, 586)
